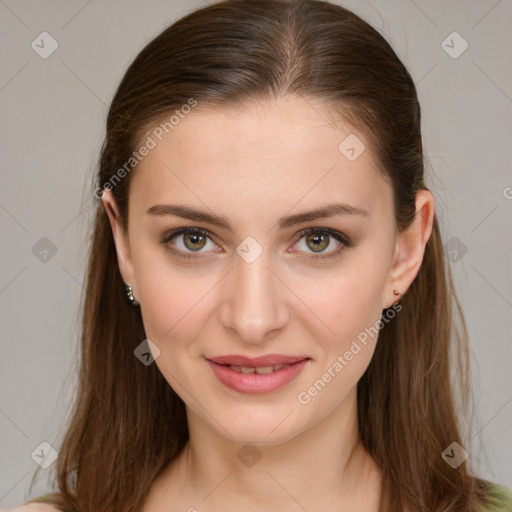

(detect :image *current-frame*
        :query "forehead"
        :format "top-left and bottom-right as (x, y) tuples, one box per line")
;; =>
(130, 97), (392, 225)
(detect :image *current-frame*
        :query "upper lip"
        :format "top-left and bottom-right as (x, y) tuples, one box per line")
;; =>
(206, 354), (309, 367)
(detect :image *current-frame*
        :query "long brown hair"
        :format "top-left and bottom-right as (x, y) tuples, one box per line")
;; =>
(27, 0), (492, 510)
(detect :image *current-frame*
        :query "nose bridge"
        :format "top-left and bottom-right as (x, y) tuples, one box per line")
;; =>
(220, 247), (288, 343)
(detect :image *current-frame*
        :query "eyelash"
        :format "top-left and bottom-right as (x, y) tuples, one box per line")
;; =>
(160, 226), (354, 261)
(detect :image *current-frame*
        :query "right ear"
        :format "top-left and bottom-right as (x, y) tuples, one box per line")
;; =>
(101, 188), (138, 298)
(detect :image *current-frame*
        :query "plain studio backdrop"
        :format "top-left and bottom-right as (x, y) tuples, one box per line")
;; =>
(0, 0), (511, 508)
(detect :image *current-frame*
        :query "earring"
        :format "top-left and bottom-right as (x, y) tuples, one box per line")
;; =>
(124, 282), (139, 305)
(393, 289), (400, 296)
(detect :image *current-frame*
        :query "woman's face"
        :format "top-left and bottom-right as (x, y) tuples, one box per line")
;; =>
(104, 96), (403, 444)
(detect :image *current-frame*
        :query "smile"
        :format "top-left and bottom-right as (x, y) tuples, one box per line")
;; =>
(205, 357), (311, 394)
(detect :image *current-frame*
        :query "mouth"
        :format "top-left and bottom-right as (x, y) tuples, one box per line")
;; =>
(205, 355), (311, 394)
(218, 363), (294, 374)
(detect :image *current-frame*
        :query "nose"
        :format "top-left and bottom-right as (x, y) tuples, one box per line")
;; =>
(219, 249), (289, 345)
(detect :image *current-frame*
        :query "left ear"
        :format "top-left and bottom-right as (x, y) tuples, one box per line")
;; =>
(383, 189), (435, 309)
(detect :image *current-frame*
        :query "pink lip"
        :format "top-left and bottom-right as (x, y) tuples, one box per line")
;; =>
(205, 356), (311, 395)
(207, 354), (309, 367)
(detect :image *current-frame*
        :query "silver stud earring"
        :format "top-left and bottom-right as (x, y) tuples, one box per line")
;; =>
(124, 282), (139, 305)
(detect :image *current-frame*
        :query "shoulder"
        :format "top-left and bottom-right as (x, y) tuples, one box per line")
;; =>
(481, 480), (512, 511)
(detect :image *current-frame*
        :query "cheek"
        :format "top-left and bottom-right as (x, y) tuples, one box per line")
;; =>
(138, 274), (206, 345)
(293, 272), (386, 413)
(300, 257), (388, 354)
(136, 269), (215, 394)
(134, 252), (223, 366)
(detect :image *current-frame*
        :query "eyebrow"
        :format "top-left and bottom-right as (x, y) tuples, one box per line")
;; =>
(146, 202), (369, 231)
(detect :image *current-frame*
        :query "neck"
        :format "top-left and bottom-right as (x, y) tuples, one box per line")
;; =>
(153, 387), (382, 511)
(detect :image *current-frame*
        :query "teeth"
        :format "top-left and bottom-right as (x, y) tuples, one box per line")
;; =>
(229, 364), (287, 374)
(255, 366), (274, 374)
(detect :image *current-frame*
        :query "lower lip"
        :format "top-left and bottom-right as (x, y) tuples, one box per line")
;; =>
(206, 358), (310, 394)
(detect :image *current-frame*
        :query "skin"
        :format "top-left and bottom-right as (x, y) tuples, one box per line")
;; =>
(102, 96), (434, 511)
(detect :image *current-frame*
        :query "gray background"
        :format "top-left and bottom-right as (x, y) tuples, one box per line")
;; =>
(1, 0), (511, 508)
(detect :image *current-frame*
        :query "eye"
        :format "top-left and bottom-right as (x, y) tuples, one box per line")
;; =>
(161, 226), (353, 260)
(161, 227), (217, 259)
(291, 227), (353, 260)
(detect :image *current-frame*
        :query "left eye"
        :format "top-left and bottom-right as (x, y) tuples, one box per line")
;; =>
(293, 228), (348, 258)
(297, 230), (341, 254)
(161, 227), (352, 260)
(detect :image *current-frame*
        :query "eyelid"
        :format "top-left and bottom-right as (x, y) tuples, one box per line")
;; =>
(295, 226), (352, 246)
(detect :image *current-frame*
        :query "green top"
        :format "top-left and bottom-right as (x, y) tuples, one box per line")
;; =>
(482, 481), (512, 511)
(24, 481), (512, 510)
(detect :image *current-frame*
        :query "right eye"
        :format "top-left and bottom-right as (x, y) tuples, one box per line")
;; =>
(161, 227), (218, 259)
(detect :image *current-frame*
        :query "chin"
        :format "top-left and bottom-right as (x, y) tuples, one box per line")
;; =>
(214, 407), (308, 446)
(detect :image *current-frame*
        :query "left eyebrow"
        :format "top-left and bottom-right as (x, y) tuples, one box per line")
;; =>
(146, 202), (370, 232)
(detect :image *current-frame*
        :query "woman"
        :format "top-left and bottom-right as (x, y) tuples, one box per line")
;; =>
(14, 0), (512, 510)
